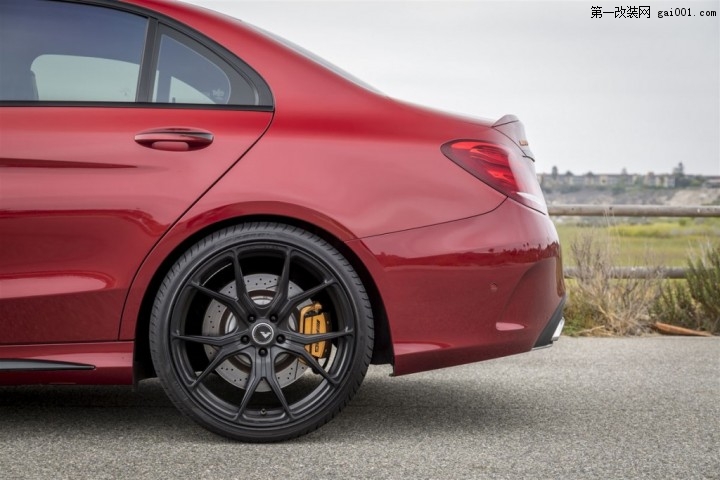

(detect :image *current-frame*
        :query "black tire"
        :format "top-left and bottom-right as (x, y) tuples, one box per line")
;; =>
(149, 223), (374, 442)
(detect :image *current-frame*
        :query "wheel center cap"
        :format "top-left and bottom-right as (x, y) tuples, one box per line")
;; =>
(251, 322), (275, 345)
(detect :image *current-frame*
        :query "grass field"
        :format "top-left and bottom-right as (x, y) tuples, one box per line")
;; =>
(555, 218), (720, 267)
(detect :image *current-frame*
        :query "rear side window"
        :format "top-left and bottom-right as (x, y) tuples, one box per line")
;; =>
(154, 34), (229, 104)
(152, 28), (257, 105)
(0, 0), (147, 102)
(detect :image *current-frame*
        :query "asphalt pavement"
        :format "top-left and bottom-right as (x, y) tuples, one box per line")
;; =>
(1, 337), (718, 480)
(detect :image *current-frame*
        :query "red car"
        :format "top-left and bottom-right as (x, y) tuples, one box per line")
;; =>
(0, 0), (565, 441)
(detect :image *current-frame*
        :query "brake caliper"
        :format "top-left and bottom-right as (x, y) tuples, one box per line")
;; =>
(298, 302), (331, 358)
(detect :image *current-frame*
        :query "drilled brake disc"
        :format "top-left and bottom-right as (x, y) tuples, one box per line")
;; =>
(201, 274), (310, 391)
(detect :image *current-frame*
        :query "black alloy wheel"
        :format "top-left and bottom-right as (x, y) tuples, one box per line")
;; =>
(149, 223), (374, 442)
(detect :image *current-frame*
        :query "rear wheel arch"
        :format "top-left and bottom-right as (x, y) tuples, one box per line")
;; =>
(133, 214), (393, 382)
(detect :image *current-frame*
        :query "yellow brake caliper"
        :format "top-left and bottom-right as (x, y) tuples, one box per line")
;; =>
(298, 302), (331, 359)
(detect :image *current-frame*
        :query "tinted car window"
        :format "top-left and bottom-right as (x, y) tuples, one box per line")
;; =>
(153, 28), (256, 105)
(0, 0), (147, 102)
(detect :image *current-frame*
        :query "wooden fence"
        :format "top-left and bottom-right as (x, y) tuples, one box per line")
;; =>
(548, 205), (720, 218)
(549, 204), (720, 279)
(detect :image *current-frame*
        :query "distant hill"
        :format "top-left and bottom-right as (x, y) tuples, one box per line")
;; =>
(538, 171), (720, 206)
(541, 185), (720, 206)
(542, 186), (720, 206)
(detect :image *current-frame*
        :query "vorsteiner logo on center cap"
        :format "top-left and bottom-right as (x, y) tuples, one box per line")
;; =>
(251, 323), (274, 345)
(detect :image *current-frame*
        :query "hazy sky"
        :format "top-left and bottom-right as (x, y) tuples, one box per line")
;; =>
(187, 0), (719, 175)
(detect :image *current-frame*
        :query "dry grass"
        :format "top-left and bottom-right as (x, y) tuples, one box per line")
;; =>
(563, 226), (663, 336)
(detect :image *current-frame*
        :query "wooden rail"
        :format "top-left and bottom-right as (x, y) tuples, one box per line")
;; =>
(564, 267), (687, 279)
(548, 204), (720, 217)
(550, 204), (720, 279)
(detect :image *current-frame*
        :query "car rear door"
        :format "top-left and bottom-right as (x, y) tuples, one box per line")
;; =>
(0, 0), (273, 344)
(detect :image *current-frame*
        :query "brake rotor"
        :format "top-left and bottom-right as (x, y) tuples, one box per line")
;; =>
(202, 273), (310, 391)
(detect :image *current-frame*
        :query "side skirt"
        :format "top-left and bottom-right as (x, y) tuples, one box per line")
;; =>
(0, 341), (133, 385)
(0, 359), (94, 371)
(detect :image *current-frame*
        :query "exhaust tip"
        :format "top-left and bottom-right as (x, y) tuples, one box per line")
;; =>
(552, 317), (565, 342)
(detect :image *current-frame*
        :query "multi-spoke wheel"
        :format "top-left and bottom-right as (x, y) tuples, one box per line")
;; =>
(149, 223), (374, 442)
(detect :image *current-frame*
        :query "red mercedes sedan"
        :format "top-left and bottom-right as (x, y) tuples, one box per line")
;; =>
(0, 0), (565, 441)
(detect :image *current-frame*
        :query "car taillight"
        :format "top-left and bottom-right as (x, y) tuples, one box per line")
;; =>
(441, 140), (548, 214)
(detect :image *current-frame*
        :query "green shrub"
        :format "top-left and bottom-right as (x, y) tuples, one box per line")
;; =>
(652, 244), (720, 334)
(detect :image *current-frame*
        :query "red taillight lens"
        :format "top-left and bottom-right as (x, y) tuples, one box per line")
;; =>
(441, 140), (547, 214)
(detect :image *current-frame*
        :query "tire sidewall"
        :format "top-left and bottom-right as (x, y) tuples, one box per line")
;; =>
(149, 223), (373, 442)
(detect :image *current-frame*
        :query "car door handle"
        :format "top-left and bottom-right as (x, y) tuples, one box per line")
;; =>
(134, 127), (214, 151)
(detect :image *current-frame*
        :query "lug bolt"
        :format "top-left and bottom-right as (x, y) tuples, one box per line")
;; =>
(270, 315), (277, 323)
(259, 348), (267, 356)
(248, 315), (256, 323)
(277, 335), (285, 343)
(241, 335), (249, 344)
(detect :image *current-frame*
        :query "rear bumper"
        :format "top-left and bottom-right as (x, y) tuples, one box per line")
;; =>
(353, 197), (566, 376)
